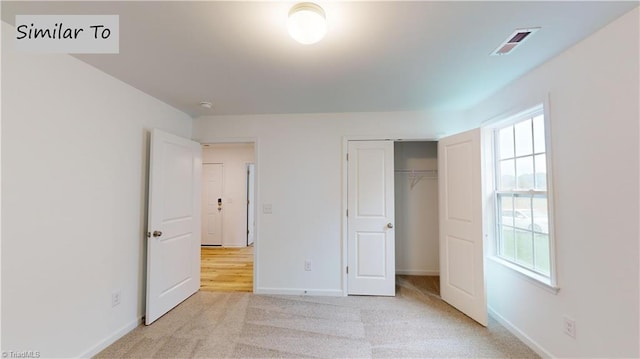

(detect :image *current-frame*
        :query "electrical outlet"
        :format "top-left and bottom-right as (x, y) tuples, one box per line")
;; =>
(304, 260), (312, 271)
(563, 316), (576, 338)
(112, 290), (122, 308)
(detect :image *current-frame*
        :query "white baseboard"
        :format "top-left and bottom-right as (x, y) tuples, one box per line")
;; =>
(488, 306), (553, 359)
(256, 287), (343, 297)
(396, 269), (440, 276)
(78, 316), (142, 358)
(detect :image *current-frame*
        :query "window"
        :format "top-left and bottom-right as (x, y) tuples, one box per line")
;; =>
(494, 105), (554, 285)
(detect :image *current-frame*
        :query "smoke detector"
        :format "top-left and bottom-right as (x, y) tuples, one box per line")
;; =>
(199, 101), (213, 109)
(491, 27), (540, 56)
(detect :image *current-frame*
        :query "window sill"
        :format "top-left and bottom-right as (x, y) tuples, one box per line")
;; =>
(488, 256), (560, 294)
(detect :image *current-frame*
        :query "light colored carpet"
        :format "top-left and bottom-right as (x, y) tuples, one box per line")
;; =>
(96, 281), (539, 358)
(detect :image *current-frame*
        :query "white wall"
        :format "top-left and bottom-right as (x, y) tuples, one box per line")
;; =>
(202, 143), (255, 247)
(465, 8), (639, 358)
(394, 141), (439, 275)
(193, 111), (452, 294)
(1, 21), (192, 358)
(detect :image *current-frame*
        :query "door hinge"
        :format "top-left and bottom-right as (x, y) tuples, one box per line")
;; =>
(346, 209), (348, 217)
(346, 153), (349, 161)
(346, 266), (349, 274)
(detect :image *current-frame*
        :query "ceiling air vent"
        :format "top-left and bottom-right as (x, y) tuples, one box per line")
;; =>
(491, 27), (540, 56)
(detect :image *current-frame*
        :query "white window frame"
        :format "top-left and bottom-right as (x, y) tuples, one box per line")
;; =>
(486, 102), (558, 291)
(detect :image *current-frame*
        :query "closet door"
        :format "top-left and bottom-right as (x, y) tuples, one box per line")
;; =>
(347, 140), (395, 296)
(438, 129), (487, 326)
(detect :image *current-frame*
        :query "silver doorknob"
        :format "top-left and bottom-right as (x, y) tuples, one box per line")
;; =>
(153, 230), (162, 237)
(387, 223), (394, 229)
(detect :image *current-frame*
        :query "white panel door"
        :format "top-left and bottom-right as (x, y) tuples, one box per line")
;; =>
(246, 163), (255, 246)
(146, 129), (202, 325)
(347, 141), (395, 296)
(202, 163), (223, 246)
(438, 128), (487, 326)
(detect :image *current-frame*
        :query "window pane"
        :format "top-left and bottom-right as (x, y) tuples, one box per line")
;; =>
(533, 115), (545, 154)
(516, 156), (534, 189)
(534, 154), (547, 190)
(515, 229), (534, 268)
(534, 233), (550, 275)
(513, 209), (533, 231)
(499, 126), (515, 159)
(531, 196), (549, 234)
(498, 194), (515, 260)
(513, 195), (530, 212)
(499, 160), (515, 190)
(515, 119), (533, 157)
(500, 195), (514, 227)
(501, 225), (516, 260)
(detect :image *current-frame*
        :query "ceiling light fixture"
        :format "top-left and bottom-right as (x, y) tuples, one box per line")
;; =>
(287, 2), (327, 45)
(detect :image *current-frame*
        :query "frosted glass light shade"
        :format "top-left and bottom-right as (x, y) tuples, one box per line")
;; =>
(287, 2), (327, 45)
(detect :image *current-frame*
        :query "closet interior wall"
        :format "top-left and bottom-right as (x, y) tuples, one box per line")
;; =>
(394, 141), (439, 275)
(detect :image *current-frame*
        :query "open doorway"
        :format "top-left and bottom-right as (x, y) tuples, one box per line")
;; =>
(394, 141), (440, 297)
(200, 143), (256, 292)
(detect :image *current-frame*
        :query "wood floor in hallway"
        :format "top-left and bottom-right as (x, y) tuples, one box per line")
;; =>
(201, 246), (254, 292)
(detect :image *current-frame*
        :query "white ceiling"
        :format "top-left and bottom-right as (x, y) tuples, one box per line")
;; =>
(3, 1), (638, 117)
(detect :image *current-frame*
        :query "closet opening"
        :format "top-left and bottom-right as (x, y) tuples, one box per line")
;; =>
(394, 141), (440, 297)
